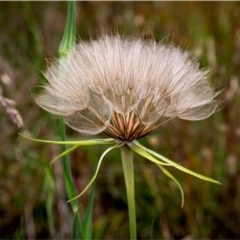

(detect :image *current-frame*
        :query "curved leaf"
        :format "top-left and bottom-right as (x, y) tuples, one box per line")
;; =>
(68, 143), (123, 202)
(132, 141), (221, 185)
(19, 133), (115, 145)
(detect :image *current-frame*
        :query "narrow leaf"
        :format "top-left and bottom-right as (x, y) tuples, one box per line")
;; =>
(129, 142), (184, 207)
(132, 141), (222, 185)
(59, 1), (76, 58)
(19, 133), (115, 145)
(128, 142), (171, 166)
(157, 164), (184, 207)
(68, 144), (122, 202)
(72, 210), (81, 240)
(50, 144), (80, 165)
(82, 179), (95, 239)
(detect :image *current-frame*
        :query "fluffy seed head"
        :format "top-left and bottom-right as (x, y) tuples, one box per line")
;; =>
(35, 35), (219, 141)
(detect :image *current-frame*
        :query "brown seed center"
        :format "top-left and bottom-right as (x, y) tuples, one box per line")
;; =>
(103, 111), (151, 142)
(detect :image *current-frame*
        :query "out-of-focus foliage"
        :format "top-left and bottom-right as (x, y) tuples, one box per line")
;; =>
(0, 2), (239, 239)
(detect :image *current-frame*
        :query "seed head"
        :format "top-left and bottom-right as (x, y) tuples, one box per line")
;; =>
(35, 35), (219, 142)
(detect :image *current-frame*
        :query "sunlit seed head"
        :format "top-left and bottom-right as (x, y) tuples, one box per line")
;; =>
(35, 35), (219, 141)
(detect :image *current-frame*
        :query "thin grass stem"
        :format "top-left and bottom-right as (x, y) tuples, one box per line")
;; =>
(58, 1), (82, 238)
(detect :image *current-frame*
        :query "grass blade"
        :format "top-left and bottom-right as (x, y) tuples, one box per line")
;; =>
(81, 180), (95, 239)
(57, 1), (82, 238)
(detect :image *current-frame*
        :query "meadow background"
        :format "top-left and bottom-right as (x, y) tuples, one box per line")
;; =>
(0, 2), (240, 239)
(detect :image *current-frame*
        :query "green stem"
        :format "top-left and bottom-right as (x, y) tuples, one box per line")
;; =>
(121, 145), (136, 240)
(58, 1), (82, 238)
(59, 118), (82, 237)
(59, 120), (78, 208)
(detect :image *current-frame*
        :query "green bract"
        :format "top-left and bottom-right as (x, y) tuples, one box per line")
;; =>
(21, 133), (221, 208)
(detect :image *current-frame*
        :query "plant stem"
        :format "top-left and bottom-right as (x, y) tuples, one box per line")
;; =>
(59, 120), (78, 210)
(121, 145), (137, 240)
(58, 1), (82, 237)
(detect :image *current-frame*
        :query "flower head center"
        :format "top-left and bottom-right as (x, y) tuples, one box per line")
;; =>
(103, 111), (151, 142)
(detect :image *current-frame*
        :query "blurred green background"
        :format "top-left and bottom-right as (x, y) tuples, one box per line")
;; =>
(0, 2), (240, 239)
